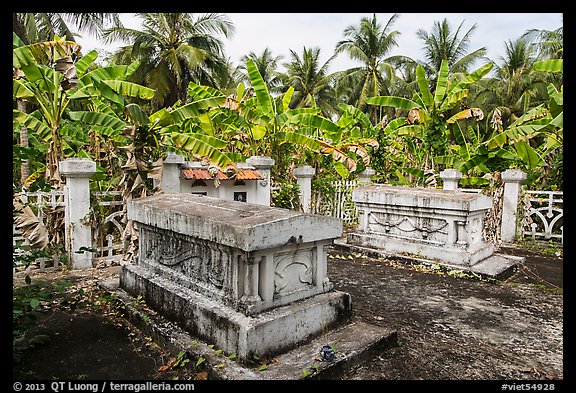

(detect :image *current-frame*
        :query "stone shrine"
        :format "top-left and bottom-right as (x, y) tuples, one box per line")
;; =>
(120, 193), (352, 362)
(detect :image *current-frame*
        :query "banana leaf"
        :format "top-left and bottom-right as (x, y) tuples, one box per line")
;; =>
(287, 113), (341, 133)
(247, 60), (274, 119)
(534, 59), (563, 74)
(102, 80), (155, 100)
(13, 110), (52, 141)
(169, 132), (234, 168)
(81, 61), (141, 83)
(434, 60), (450, 105)
(68, 111), (127, 131)
(513, 140), (543, 170)
(448, 62), (494, 97)
(416, 65), (433, 106)
(366, 96), (420, 110)
(74, 50), (99, 75)
(125, 103), (149, 126)
(13, 79), (35, 99)
(187, 82), (227, 108)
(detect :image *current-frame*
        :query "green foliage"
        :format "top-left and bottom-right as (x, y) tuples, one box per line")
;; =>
(12, 19), (563, 196)
(271, 181), (301, 210)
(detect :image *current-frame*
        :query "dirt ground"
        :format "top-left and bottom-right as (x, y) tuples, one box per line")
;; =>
(12, 242), (564, 382)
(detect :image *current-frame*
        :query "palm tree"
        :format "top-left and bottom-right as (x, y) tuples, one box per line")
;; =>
(238, 48), (285, 95)
(416, 18), (487, 76)
(284, 46), (339, 119)
(522, 25), (563, 60)
(13, 13), (121, 45)
(102, 13), (235, 109)
(473, 37), (548, 130)
(334, 13), (402, 123)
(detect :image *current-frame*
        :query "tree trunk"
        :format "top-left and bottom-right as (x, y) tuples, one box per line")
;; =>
(17, 99), (30, 188)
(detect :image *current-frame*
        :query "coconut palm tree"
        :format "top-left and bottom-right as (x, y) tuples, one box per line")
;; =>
(473, 37), (548, 130)
(284, 46), (339, 119)
(416, 18), (487, 77)
(13, 13), (121, 45)
(522, 25), (563, 60)
(238, 48), (285, 95)
(334, 13), (402, 123)
(102, 13), (235, 109)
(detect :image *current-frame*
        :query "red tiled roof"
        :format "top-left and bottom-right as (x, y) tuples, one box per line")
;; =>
(236, 169), (264, 180)
(181, 168), (263, 181)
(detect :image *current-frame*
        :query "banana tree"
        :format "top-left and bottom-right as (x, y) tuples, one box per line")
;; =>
(366, 59), (494, 182)
(13, 34), (83, 186)
(195, 59), (375, 177)
(484, 59), (562, 175)
(13, 35), (155, 188)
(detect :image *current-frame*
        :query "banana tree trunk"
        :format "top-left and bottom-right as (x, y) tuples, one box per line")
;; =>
(46, 125), (62, 188)
(17, 98), (29, 187)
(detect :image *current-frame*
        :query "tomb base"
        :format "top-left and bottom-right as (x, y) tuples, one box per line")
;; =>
(346, 232), (495, 266)
(120, 263), (352, 363)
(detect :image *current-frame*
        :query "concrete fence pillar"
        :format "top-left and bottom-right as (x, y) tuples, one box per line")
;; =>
(440, 169), (463, 191)
(246, 156), (275, 206)
(293, 165), (315, 213)
(358, 167), (376, 184)
(59, 158), (96, 269)
(500, 169), (527, 243)
(161, 152), (185, 193)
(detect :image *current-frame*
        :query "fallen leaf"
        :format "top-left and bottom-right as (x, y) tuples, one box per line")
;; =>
(194, 371), (208, 380)
(158, 357), (177, 371)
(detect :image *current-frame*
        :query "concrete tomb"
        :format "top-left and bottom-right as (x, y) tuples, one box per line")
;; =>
(120, 193), (351, 362)
(347, 184), (495, 266)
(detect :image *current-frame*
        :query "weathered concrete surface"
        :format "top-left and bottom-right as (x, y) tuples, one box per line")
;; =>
(121, 264), (352, 362)
(336, 239), (524, 280)
(101, 277), (396, 380)
(128, 193), (342, 252)
(14, 244), (562, 381)
(327, 245), (563, 380)
(349, 184), (495, 266)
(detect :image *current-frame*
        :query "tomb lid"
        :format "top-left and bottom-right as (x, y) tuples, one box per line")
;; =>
(352, 184), (492, 212)
(128, 193), (342, 251)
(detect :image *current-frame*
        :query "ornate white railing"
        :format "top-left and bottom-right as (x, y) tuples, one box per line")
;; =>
(13, 189), (127, 273)
(92, 191), (127, 266)
(312, 180), (359, 225)
(522, 190), (563, 244)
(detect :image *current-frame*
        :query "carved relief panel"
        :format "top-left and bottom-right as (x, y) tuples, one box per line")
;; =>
(368, 211), (449, 245)
(273, 248), (315, 298)
(140, 225), (231, 292)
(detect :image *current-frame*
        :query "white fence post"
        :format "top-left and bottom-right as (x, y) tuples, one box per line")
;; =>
(358, 167), (376, 184)
(59, 158), (97, 269)
(440, 169), (463, 191)
(246, 156), (275, 206)
(161, 152), (185, 193)
(501, 168), (527, 243)
(293, 165), (315, 213)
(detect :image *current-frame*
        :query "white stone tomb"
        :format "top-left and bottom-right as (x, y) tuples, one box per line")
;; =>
(347, 184), (495, 266)
(120, 193), (351, 362)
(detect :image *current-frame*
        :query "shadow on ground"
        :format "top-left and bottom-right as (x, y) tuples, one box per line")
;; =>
(12, 242), (563, 381)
